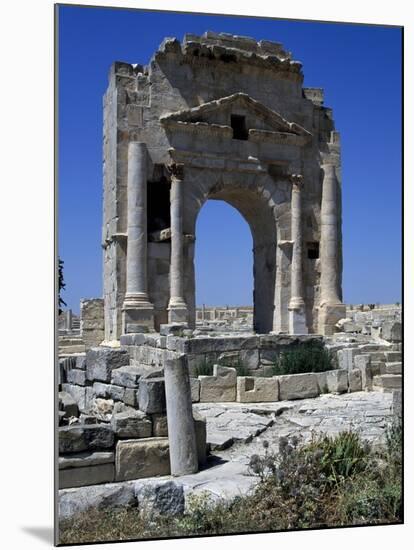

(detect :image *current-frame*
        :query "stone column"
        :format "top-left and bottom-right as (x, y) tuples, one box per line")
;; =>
(65, 309), (72, 333)
(164, 354), (198, 476)
(122, 141), (154, 333)
(288, 174), (308, 334)
(318, 163), (346, 335)
(167, 163), (188, 324)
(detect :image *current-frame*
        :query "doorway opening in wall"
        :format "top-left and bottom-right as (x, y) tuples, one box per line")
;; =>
(195, 200), (253, 324)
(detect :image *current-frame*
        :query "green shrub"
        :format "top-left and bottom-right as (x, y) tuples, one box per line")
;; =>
(193, 358), (214, 376)
(59, 428), (402, 544)
(272, 342), (334, 375)
(305, 431), (370, 485)
(233, 362), (250, 376)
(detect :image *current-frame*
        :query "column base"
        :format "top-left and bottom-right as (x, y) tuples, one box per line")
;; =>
(318, 303), (346, 336)
(122, 297), (155, 334)
(288, 306), (308, 334)
(168, 299), (188, 324)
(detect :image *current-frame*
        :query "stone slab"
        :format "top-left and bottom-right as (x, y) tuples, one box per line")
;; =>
(59, 463), (115, 489)
(199, 365), (237, 403)
(326, 369), (349, 394)
(277, 373), (319, 400)
(59, 424), (114, 454)
(138, 377), (166, 414)
(86, 347), (129, 383)
(111, 410), (152, 438)
(59, 451), (115, 470)
(115, 437), (170, 481)
(111, 365), (143, 388)
(236, 376), (279, 402)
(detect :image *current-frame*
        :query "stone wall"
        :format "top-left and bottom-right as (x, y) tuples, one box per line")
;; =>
(120, 332), (325, 376)
(58, 332), (402, 490)
(80, 299), (105, 349)
(58, 346), (207, 489)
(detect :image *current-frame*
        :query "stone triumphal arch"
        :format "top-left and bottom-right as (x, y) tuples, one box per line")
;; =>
(102, 32), (346, 340)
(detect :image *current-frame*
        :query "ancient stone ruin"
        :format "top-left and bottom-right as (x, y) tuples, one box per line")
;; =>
(102, 30), (346, 339)
(58, 33), (402, 519)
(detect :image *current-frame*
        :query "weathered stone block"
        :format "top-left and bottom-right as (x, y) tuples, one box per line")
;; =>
(67, 369), (87, 386)
(75, 355), (87, 370)
(111, 365), (142, 388)
(92, 382), (125, 401)
(184, 336), (258, 354)
(122, 387), (138, 407)
(90, 397), (114, 420)
(326, 369), (348, 394)
(138, 377), (166, 414)
(111, 410), (152, 438)
(59, 482), (136, 519)
(59, 450), (114, 470)
(59, 425), (114, 454)
(277, 373), (319, 400)
(59, 391), (79, 418)
(152, 414), (168, 437)
(86, 347), (129, 383)
(159, 324), (186, 336)
(354, 354), (372, 391)
(190, 377), (200, 402)
(315, 372), (329, 393)
(115, 438), (170, 481)
(348, 369), (362, 392)
(199, 365), (237, 402)
(372, 374), (402, 392)
(337, 348), (359, 371)
(382, 321), (402, 342)
(59, 463), (115, 489)
(239, 349), (260, 371)
(134, 480), (184, 516)
(236, 376), (279, 402)
(61, 384), (93, 413)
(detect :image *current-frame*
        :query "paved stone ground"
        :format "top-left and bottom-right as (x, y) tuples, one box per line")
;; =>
(60, 391), (394, 518)
(194, 391), (393, 467)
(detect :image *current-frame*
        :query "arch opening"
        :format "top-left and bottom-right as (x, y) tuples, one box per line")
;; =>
(190, 182), (277, 333)
(195, 200), (253, 322)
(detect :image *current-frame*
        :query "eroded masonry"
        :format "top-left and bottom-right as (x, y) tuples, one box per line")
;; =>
(58, 33), (402, 503)
(102, 31), (346, 339)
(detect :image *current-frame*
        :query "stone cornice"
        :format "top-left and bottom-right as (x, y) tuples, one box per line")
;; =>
(154, 32), (303, 82)
(248, 129), (310, 146)
(160, 93), (311, 138)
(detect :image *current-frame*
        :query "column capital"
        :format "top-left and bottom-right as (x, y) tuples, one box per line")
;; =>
(289, 173), (304, 189)
(167, 162), (185, 181)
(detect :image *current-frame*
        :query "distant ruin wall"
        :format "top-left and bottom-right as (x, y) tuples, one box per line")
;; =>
(80, 298), (105, 349)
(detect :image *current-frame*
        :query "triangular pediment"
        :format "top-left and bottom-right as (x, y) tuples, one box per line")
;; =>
(160, 92), (311, 137)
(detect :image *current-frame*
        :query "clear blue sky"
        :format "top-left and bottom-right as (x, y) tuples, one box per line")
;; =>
(58, 5), (402, 313)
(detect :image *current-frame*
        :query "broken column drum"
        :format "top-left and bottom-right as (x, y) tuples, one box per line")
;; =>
(164, 355), (198, 475)
(102, 31), (346, 338)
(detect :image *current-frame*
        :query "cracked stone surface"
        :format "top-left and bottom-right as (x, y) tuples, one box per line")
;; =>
(193, 391), (394, 465)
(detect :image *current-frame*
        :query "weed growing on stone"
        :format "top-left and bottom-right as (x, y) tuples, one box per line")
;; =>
(272, 342), (334, 375)
(59, 425), (402, 544)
